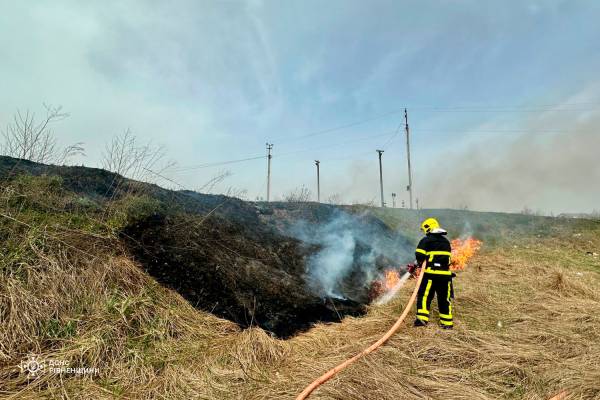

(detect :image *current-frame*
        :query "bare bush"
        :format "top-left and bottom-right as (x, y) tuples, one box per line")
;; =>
(1, 104), (84, 164)
(102, 129), (175, 181)
(521, 205), (534, 215)
(196, 170), (232, 193)
(224, 187), (248, 200)
(283, 185), (312, 203)
(326, 193), (343, 205)
(352, 198), (376, 207)
(521, 206), (544, 216)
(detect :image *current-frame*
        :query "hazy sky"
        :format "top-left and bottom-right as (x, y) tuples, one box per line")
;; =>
(1, 0), (599, 213)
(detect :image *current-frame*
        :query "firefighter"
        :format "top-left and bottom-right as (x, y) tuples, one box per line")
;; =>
(413, 217), (454, 329)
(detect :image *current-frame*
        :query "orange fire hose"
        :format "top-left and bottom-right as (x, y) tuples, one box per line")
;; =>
(296, 263), (426, 400)
(547, 390), (568, 400)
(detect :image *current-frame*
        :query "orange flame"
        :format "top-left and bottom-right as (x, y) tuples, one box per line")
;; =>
(370, 237), (482, 301)
(450, 237), (482, 270)
(369, 268), (401, 300)
(384, 269), (400, 289)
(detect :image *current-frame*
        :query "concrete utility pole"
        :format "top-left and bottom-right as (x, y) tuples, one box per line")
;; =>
(376, 150), (385, 208)
(391, 192), (396, 208)
(315, 160), (320, 203)
(404, 109), (414, 209)
(266, 143), (273, 201)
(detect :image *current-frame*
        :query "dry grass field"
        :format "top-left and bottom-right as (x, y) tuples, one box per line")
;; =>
(1, 173), (599, 399)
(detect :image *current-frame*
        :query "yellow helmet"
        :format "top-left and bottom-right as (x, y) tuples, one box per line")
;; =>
(421, 217), (440, 234)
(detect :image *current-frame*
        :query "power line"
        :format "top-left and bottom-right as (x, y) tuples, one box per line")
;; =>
(311, 149), (373, 163)
(411, 129), (574, 135)
(270, 102), (599, 144)
(408, 103), (600, 112)
(172, 130), (399, 173)
(275, 130), (396, 158)
(170, 101), (599, 172)
(125, 99), (597, 206)
(143, 167), (185, 188)
(380, 119), (404, 150)
(169, 128), (577, 174)
(276, 109), (406, 144)
(172, 155), (267, 172)
(320, 130), (400, 163)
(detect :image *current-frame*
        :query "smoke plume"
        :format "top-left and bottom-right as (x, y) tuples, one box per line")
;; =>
(289, 209), (413, 299)
(418, 104), (600, 214)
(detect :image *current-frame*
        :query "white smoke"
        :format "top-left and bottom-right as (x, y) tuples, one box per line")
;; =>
(460, 220), (474, 239)
(307, 229), (355, 298)
(289, 209), (413, 299)
(417, 102), (600, 214)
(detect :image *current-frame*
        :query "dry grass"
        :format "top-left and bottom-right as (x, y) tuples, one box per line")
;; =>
(252, 243), (600, 400)
(0, 183), (599, 399)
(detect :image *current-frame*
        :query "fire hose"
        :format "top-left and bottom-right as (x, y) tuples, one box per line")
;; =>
(547, 390), (568, 400)
(296, 262), (426, 400)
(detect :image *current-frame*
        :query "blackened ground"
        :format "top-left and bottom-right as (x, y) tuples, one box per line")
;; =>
(121, 213), (366, 338)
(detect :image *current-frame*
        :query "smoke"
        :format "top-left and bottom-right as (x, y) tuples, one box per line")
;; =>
(418, 103), (600, 214)
(460, 221), (473, 239)
(304, 226), (356, 298)
(328, 90), (600, 214)
(289, 209), (413, 299)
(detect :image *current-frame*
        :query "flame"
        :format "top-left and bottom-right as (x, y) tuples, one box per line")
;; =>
(369, 268), (402, 300)
(450, 237), (482, 270)
(369, 237), (482, 302)
(384, 269), (400, 289)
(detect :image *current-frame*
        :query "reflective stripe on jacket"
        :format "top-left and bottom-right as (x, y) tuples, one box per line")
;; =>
(415, 232), (452, 273)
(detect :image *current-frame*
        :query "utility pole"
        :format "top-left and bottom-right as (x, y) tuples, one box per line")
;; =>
(266, 143), (273, 202)
(404, 108), (414, 209)
(376, 150), (385, 208)
(391, 192), (396, 208)
(315, 160), (320, 203)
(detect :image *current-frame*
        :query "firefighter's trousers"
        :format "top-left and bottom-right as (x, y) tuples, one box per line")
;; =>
(416, 274), (454, 327)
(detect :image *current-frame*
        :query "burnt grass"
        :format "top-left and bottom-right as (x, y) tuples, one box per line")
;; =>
(121, 212), (367, 338)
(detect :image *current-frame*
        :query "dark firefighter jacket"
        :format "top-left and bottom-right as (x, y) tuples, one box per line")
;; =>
(415, 230), (452, 276)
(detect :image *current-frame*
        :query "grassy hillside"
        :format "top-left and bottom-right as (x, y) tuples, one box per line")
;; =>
(0, 158), (599, 399)
(371, 207), (590, 245)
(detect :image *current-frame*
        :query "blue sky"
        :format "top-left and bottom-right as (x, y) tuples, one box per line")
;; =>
(1, 1), (599, 212)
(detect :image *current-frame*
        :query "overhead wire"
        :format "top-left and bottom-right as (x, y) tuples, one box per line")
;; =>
(274, 108), (406, 144)
(407, 103), (600, 112)
(165, 125), (572, 173)
(275, 130), (397, 158)
(97, 100), (596, 207)
(171, 102), (598, 172)
(171, 130), (400, 173)
(380, 118), (404, 150)
(172, 155), (267, 172)
(143, 167), (186, 188)
(270, 102), (599, 144)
